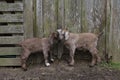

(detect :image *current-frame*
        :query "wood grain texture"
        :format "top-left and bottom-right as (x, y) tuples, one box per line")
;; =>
(0, 36), (24, 44)
(42, 0), (57, 37)
(0, 25), (23, 33)
(0, 47), (21, 55)
(0, 14), (23, 23)
(108, 0), (120, 62)
(64, 0), (82, 32)
(0, 3), (23, 11)
(35, 0), (44, 37)
(0, 58), (21, 66)
(23, 0), (33, 39)
(0, 0), (120, 65)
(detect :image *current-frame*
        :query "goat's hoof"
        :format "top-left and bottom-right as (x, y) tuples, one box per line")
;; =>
(22, 68), (27, 71)
(22, 66), (27, 71)
(50, 59), (54, 62)
(45, 63), (50, 67)
(89, 64), (94, 67)
(69, 63), (74, 66)
(24, 69), (27, 71)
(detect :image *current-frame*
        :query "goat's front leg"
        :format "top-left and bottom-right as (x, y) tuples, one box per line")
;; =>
(69, 46), (76, 66)
(49, 50), (54, 62)
(43, 50), (50, 67)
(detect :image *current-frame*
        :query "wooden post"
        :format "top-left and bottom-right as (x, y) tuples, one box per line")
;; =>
(108, 0), (120, 63)
(23, 0), (34, 39)
(35, 0), (44, 37)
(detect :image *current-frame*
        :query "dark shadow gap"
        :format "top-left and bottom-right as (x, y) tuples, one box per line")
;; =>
(6, 0), (15, 3)
(0, 33), (23, 36)
(0, 34), (12, 36)
(0, 23), (8, 26)
(11, 11), (15, 14)
(0, 44), (17, 47)
(0, 12), (3, 15)
(0, 55), (17, 58)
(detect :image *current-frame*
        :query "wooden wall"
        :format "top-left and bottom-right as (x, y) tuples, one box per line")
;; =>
(35, 0), (58, 37)
(34, 0), (120, 63)
(107, 0), (120, 63)
(0, 0), (33, 66)
(0, 0), (120, 66)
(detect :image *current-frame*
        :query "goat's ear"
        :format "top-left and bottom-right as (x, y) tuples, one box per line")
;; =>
(65, 27), (68, 30)
(63, 27), (69, 32)
(51, 32), (57, 38)
(54, 32), (57, 38)
(63, 27), (68, 31)
(65, 31), (70, 40)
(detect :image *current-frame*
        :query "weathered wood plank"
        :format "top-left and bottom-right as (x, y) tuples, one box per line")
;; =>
(93, 0), (106, 59)
(0, 47), (21, 55)
(0, 36), (24, 44)
(105, 0), (111, 62)
(64, 0), (82, 32)
(43, 0), (57, 37)
(58, 0), (65, 28)
(51, 0), (58, 32)
(80, 0), (88, 32)
(84, 0), (106, 33)
(108, 0), (120, 62)
(0, 3), (23, 11)
(0, 58), (21, 66)
(0, 25), (24, 33)
(23, 0), (33, 39)
(0, 14), (23, 23)
(64, 0), (71, 29)
(35, 0), (44, 37)
(84, 0), (94, 32)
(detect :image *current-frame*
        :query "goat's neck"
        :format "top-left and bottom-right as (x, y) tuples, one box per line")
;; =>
(48, 37), (53, 45)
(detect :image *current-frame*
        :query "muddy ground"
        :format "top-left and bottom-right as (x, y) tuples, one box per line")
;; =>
(0, 56), (120, 80)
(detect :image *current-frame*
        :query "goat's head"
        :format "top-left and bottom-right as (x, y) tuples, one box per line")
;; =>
(49, 32), (59, 44)
(57, 28), (70, 41)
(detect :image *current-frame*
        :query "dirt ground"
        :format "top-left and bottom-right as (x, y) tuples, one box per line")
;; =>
(0, 57), (120, 80)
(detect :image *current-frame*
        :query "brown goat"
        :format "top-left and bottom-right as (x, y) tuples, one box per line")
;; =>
(19, 33), (58, 70)
(57, 29), (101, 67)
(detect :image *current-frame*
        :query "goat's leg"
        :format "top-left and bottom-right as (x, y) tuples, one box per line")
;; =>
(43, 50), (50, 67)
(49, 51), (54, 62)
(21, 50), (30, 71)
(96, 50), (101, 64)
(89, 48), (98, 67)
(21, 58), (27, 71)
(69, 46), (76, 66)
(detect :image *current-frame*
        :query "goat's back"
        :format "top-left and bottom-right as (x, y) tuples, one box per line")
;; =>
(68, 33), (98, 49)
(19, 38), (50, 52)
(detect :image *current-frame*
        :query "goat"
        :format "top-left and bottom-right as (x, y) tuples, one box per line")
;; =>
(57, 29), (101, 67)
(19, 32), (58, 70)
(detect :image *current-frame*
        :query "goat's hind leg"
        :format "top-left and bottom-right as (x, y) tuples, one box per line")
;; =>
(96, 51), (101, 64)
(89, 48), (98, 67)
(21, 49), (30, 71)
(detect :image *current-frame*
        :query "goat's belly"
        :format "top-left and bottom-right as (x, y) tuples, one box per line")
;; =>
(29, 47), (43, 53)
(76, 43), (88, 50)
